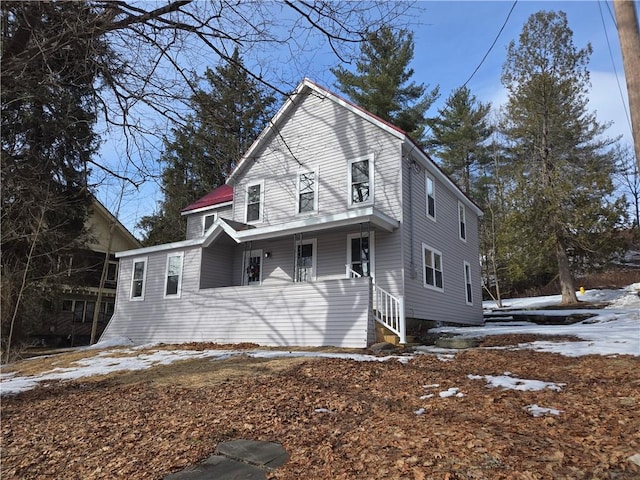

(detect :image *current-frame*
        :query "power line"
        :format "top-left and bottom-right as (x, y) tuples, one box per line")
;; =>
(424, 1), (517, 141)
(461, 0), (518, 89)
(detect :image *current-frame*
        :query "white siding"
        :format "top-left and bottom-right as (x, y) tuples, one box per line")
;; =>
(401, 155), (483, 325)
(102, 259), (372, 348)
(230, 92), (403, 226)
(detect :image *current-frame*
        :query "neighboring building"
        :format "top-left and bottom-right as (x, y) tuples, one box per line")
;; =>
(101, 79), (483, 348)
(32, 198), (141, 346)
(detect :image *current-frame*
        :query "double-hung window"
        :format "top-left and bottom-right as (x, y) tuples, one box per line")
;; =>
(245, 180), (264, 223)
(426, 174), (436, 220)
(458, 202), (467, 241)
(164, 252), (184, 298)
(422, 244), (443, 291)
(297, 170), (317, 214)
(130, 257), (148, 300)
(348, 154), (374, 207)
(464, 261), (473, 305)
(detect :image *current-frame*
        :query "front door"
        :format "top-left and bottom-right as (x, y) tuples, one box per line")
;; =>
(347, 232), (374, 278)
(295, 239), (316, 282)
(244, 249), (263, 285)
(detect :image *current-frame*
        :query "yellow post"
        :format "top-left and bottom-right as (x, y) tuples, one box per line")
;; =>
(579, 286), (585, 296)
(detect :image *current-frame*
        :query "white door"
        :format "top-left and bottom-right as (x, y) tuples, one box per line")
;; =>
(295, 239), (316, 282)
(347, 232), (374, 278)
(244, 249), (263, 285)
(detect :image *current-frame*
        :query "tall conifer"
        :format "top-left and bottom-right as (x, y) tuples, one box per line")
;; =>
(501, 11), (626, 303)
(331, 26), (438, 143)
(139, 49), (275, 245)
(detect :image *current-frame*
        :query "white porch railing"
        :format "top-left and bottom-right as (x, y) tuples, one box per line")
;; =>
(345, 265), (406, 344)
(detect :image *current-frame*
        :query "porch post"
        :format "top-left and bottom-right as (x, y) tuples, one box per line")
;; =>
(398, 295), (406, 344)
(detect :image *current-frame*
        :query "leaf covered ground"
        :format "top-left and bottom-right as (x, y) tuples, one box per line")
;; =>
(2, 339), (639, 479)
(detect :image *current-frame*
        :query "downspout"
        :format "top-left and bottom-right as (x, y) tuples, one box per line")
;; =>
(408, 158), (416, 279)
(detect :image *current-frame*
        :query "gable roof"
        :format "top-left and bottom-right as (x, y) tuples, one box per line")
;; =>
(89, 197), (142, 252)
(225, 78), (482, 216)
(181, 184), (234, 214)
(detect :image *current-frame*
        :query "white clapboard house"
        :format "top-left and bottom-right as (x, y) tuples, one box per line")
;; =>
(100, 79), (483, 348)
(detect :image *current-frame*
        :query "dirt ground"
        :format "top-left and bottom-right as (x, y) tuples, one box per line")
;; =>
(2, 338), (639, 479)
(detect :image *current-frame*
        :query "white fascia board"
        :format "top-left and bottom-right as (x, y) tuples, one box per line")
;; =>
(202, 219), (243, 247)
(115, 238), (203, 258)
(405, 140), (484, 217)
(180, 201), (233, 216)
(234, 207), (399, 242)
(227, 82), (308, 184)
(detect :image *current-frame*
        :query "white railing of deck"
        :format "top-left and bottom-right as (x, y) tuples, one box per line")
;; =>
(345, 265), (362, 278)
(345, 265), (406, 344)
(372, 284), (406, 344)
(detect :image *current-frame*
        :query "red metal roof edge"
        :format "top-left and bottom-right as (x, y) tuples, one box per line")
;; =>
(181, 184), (234, 213)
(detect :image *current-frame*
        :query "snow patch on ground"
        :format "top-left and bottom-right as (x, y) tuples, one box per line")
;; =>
(525, 404), (563, 417)
(468, 373), (565, 392)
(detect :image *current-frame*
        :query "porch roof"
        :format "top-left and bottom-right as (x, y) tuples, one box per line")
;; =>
(204, 206), (399, 246)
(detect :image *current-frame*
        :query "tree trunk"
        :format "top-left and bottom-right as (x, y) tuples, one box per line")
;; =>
(614, 0), (640, 170)
(555, 236), (578, 305)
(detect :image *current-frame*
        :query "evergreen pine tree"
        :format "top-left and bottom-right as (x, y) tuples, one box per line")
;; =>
(500, 11), (626, 303)
(331, 26), (438, 143)
(427, 86), (492, 198)
(138, 49), (275, 245)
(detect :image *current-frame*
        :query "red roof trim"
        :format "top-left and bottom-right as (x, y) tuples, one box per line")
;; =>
(181, 184), (234, 213)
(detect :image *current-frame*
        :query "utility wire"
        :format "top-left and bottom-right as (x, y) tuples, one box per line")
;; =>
(461, 0), (518, 89)
(598, 0), (633, 133)
(424, 0), (517, 141)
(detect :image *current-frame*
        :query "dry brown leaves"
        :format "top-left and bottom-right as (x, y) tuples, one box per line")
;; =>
(2, 339), (639, 480)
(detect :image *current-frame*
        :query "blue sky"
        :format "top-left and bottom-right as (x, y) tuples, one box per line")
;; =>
(98, 1), (633, 237)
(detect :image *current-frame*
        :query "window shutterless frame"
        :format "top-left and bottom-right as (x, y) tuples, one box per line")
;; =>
(347, 154), (374, 207)
(422, 243), (443, 291)
(464, 260), (473, 305)
(245, 180), (264, 223)
(458, 201), (467, 241)
(426, 174), (436, 220)
(164, 252), (184, 298)
(296, 168), (319, 215)
(130, 257), (148, 300)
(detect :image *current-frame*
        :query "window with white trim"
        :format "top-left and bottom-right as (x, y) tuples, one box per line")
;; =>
(464, 261), (473, 305)
(422, 244), (443, 291)
(130, 257), (148, 300)
(348, 155), (374, 207)
(426, 174), (435, 219)
(297, 170), (317, 214)
(164, 252), (184, 297)
(203, 213), (216, 232)
(245, 180), (264, 223)
(458, 202), (467, 241)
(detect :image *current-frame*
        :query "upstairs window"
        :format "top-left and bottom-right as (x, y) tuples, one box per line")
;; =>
(245, 180), (264, 223)
(458, 202), (467, 241)
(348, 155), (374, 207)
(204, 213), (216, 232)
(297, 170), (317, 214)
(165, 253), (184, 297)
(426, 174), (435, 219)
(464, 261), (473, 305)
(422, 244), (443, 291)
(130, 257), (148, 300)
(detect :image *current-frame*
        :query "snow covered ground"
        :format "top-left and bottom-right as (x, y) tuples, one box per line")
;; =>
(1, 284), (638, 396)
(433, 282), (640, 357)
